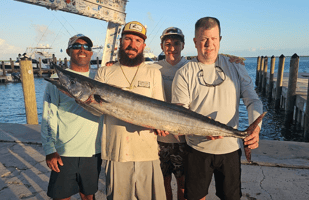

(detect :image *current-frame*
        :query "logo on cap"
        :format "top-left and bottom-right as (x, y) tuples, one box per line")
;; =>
(122, 21), (147, 40)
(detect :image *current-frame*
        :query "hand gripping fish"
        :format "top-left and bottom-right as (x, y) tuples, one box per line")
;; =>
(45, 64), (266, 164)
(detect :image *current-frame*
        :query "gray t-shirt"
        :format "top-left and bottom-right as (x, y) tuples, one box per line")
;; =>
(154, 57), (189, 143)
(172, 55), (263, 154)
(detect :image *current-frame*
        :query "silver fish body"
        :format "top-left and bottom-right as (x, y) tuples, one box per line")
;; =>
(45, 64), (266, 163)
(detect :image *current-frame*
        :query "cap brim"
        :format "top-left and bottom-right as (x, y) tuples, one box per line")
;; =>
(122, 31), (147, 40)
(78, 36), (93, 47)
(161, 33), (184, 41)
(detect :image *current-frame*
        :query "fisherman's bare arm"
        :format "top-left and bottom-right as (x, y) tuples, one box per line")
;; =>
(244, 126), (260, 149)
(46, 152), (63, 173)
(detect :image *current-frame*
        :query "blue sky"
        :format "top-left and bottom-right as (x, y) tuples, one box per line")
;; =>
(1, 0), (308, 60)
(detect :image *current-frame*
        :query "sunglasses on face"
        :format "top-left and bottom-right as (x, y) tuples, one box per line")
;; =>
(69, 43), (92, 51)
(165, 28), (182, 34)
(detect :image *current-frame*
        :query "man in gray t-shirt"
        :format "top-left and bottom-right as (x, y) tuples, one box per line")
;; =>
(172, 17), (263, 200)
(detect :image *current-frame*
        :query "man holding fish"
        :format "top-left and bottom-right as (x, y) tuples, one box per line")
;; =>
(94, 21), (167, 200)
(171, 17), (263, 200)
(41, 34), (102, 200)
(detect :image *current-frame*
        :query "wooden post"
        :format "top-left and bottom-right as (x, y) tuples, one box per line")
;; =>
(262, 56), (268, 95)
(275, 55), (285, 110)
(97, 57), (100, 69)
(1, 61), (6, 76)
(268, 56), (276, 101)
(10, 58), (15, 72)
(284, 53), (299, 126)
(52, 54), (57, 64)
(64, 57), (68, 68)
(59, 58), (62, 67)
(19, 58), (38, 124)
(304, 78), (309, 142)
(255, 56), (261, 86)
(258, 56), (264, 91)
(38, 57), (43, 77)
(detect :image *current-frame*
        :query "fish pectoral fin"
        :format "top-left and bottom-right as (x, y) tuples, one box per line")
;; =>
(93, 94), (110, 104)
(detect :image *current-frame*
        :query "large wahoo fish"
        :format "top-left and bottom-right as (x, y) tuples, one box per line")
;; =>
(45, 64), (266, 164)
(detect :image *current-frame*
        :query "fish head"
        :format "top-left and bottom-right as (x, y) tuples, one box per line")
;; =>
(53, 64), (94, 102)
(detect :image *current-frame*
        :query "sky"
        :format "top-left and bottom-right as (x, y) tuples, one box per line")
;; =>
(0, 0), (308, 60)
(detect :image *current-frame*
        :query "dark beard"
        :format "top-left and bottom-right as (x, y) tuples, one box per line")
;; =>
(118, 46), (144, 66)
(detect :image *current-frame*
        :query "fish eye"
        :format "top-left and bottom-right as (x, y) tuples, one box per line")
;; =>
(70, 79), (76, 85)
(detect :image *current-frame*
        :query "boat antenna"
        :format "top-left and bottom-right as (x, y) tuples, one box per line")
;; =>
(36, 18), (55, 48)
(52, 13), (72, 36)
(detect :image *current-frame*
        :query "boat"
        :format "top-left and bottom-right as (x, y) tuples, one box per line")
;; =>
(90, 45), (103, 65)
(22, 45), (54, 69)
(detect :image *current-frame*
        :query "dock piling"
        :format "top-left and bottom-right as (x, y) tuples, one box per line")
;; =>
(97, 57), (100, 69)
(305, 78), (309, 142)
(258, 56), (264, 91)
(268, 56), (276, 101)
(64, 57), (68, 68)
(255, 56), (261, 87)
(284, 54), (299, 126)
(275, 55), (285, 110)
(10, 58), (15, 73)
(19, 58), (38, 125)
(262, 56), (268, 95)
(38, 58), (43, 77)
(1, 61), (6, 76)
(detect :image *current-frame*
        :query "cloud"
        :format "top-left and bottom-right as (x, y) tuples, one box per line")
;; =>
(147, 12), (154, 22)
(0, 38), (23, 60)
(32, 24), (55, 44)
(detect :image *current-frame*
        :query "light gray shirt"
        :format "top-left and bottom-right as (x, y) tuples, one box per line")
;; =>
(172, 55), (263, 154)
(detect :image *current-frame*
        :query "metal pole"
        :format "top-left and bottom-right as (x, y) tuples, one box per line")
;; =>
(19, 58), (38, 124)
(284, 54), (299, 126)
(275, 54), (285, 110)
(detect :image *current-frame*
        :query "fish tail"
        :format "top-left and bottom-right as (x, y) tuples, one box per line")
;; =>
(245, 112), (267, 133)
(243, 112), (267, 164)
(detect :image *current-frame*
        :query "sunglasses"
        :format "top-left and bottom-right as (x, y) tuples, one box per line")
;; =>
(198, 65), (226, 87)
(164, 28), (183, 35)
(69, 43), (92, 51)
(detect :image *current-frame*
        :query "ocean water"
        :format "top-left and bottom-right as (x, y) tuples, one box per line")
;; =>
(0, 57), (308, 141)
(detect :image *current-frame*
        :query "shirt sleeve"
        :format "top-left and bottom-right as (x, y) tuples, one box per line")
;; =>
(94, 66), (106, 83)
(40, 83), (60, 155)
(171, 68), (190, 109)
(236, 64), (263, 126)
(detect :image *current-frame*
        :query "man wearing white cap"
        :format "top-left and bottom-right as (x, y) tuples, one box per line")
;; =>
(41, 34), (102, 200)
(155, 27), (188, 200)
(95, 21), (167, 200)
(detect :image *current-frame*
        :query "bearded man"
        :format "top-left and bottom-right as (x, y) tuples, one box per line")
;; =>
(95, 21), (167, 200)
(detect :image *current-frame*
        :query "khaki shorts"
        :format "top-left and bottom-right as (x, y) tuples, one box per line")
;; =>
(105, 159), (166, 200)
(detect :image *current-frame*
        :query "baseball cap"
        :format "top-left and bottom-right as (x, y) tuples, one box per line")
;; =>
(160, 27), (184, 42)
(68, 34), (93, 49)
(122, 21), (147, 40)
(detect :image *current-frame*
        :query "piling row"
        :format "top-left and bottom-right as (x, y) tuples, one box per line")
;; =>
(255, 54), (309, 142)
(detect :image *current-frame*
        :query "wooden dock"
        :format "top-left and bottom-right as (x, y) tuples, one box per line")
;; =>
(255, 54), (309, 141)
